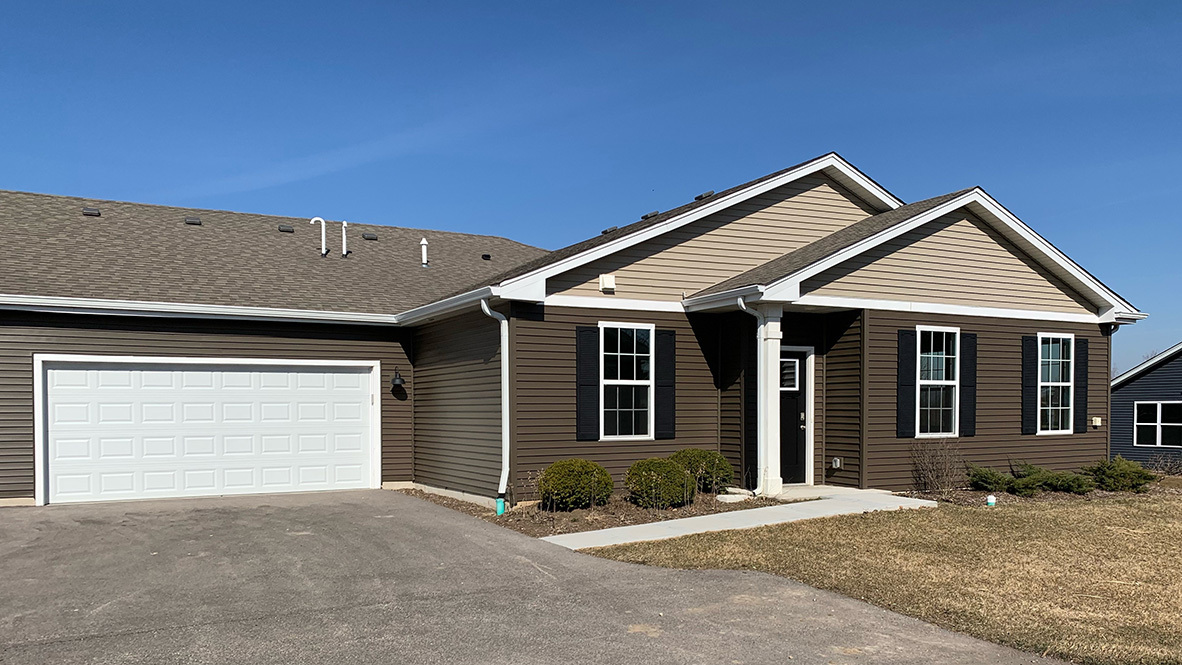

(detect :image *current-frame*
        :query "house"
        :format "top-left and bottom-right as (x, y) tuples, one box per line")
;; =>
(1111, 342), (1182, 465)
(0, 153), (1145, 508)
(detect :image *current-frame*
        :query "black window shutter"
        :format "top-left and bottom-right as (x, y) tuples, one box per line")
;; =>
(1074, 338), (1089, 434)
(897, 329), (917, 438)
(959, 333), (977, 437)
(654, 329), (676, 439)
(575, 326), (600, 441)
(1021, 335), (1038, 435)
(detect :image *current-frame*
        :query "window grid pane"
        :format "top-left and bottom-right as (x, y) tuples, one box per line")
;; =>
(601, 326), (652, 439)
(917, 329), (958, 436)
(1037, 336), (1073, 433)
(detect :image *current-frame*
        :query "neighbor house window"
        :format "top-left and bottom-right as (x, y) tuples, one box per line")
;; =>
(600, 322), (654, 439)
(917, 326), (959, 436)
(1134, 402), (1182, 447)
(1038, 334), (1073, 434)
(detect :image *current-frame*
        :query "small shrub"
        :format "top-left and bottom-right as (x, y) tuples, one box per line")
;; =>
(670, 448), (734, 493)
(1008, 461), (1094, 496)
(537, 458), (613, 511)
(1082, 456), (1157, 493)
(911, 439), (966, 497)
(626, 458), (695, 509)
(967, 465), (1012, 493)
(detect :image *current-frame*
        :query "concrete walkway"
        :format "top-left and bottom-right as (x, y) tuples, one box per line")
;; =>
(542, 485), (936, 550)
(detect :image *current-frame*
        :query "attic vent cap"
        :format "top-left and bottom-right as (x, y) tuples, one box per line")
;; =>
(481, 253), (491, 260)
(184, 216), (202, 225)
(362, 232), (378, 241)
(640, 210), (659, 220)
(277, 224), (294, 233)
(694, 190), (715, 201)
(601, 226), (618, 235)
(82, 207), (101, 217)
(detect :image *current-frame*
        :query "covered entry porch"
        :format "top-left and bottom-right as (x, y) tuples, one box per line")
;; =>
(696, 303), (863, 497)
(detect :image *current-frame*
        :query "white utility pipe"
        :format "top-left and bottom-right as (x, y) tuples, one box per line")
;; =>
(310, 217), (327, 256)
(341, 221), (348, 257)
(420, 237), (429, 266)
(480, 298), (511, 499)
(737, 296), (766, 496)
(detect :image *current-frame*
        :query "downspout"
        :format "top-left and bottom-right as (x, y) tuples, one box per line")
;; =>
(736, 297), (766, 496)
(480, 298), (510, 514)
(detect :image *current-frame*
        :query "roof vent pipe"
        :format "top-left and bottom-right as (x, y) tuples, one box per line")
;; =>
(420, 237), (429, 267)
(341, 221), (349, 258)
(310, 217), (327, 257)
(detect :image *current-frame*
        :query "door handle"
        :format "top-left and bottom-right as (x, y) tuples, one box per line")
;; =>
(799, 424), (806, 430)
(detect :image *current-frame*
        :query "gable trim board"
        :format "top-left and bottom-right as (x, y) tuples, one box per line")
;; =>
(1112, 341), (1182, 388)
(683, 188), (1142, 325)
(32, 353), (384, 506)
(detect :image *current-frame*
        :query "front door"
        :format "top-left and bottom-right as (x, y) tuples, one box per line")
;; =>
(779, 350), (807, 484)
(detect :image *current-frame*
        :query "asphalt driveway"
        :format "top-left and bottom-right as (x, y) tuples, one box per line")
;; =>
(0, 490), (1057, 664)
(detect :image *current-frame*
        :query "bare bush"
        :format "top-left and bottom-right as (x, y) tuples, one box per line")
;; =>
(1144, 452), (1182, 477)
(910, 438), (965, 498)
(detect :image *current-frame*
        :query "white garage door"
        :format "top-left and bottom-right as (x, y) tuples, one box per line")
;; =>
(42, 360), (378, 504)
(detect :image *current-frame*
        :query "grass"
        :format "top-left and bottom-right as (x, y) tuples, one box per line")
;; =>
(591, 491), (1182, 665)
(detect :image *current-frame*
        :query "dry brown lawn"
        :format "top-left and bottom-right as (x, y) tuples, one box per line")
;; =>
(591, 492), (1182, 665)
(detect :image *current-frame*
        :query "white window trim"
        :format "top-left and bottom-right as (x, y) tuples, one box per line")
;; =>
(915, 325), (960, 438)
(1036, 332), (1075, 435)
(1132, 401), (1182, 448)
(598, 321), (656, 442)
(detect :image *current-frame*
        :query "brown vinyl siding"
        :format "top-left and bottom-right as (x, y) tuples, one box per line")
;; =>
(717, 313), (747, 484)
(412, 309), (502, 497)
(0, 313), (413, 500)
(509, 306), (720, 498)
(820, 311), (862, 487)
(864, 310), (1111, 489)
(802, 210), (1096, 315)
(546, 175), (879, 301)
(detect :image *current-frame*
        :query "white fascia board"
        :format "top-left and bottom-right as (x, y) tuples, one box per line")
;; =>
(393, 286), (499, 326)
(494, 154), (902, 298)
(543, 295), (685, 312)
(761, 189), (1143, 321)
(1112, 340), (1182, 388)
(0, 294), (400, 325)
(790, 295), (1106, 324)
(682, 285), (766, 312)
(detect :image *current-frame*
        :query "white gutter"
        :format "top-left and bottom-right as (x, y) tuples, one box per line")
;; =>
(396, 286), (500, 326)
(0, 293), (400, 325)
(479, 298), (511, 504)
(736, 296), (766, 496)
(682, 284), (764, 312)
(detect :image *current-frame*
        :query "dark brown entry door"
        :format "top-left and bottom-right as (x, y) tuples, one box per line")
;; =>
(779, 351), (807, 484)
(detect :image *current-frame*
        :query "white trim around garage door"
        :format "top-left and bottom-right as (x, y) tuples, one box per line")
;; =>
(32, 354), (383, 506)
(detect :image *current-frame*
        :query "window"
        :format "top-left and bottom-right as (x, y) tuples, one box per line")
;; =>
(600, 323), (654, 439)
(1038, 334), (1073, 434)
(780, 357), (799, 391)
(917, 326), (958, 436)
(1134, 402), (1182, 447)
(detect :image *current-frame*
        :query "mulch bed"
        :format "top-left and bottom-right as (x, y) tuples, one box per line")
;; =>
(901, 475), (1182, 507)
(398, 488), (781, 538)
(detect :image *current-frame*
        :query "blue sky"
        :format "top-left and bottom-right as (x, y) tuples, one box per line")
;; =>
(1, 1), (1178, 371)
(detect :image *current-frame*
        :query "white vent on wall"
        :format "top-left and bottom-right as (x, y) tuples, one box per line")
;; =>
(599, 274), (616, 293)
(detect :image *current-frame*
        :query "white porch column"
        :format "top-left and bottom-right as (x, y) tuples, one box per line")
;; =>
(758, 304), (783, 497)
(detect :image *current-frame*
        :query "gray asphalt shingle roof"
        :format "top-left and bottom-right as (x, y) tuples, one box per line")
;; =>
(691, 188), (975, 298)
(0, 190), (547, 315)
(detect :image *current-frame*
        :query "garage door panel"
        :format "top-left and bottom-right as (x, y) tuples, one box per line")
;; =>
(45, 362), (375, 504)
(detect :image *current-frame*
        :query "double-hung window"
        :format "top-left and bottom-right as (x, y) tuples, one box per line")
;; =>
(1134, 402), (1182, 447)
(1038, 333), (1073, 434)
(917, 326), (959, 436)
(600, 322), (654, 440)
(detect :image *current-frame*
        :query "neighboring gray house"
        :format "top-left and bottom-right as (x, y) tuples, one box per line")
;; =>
(1111, 343), (1182, 465)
